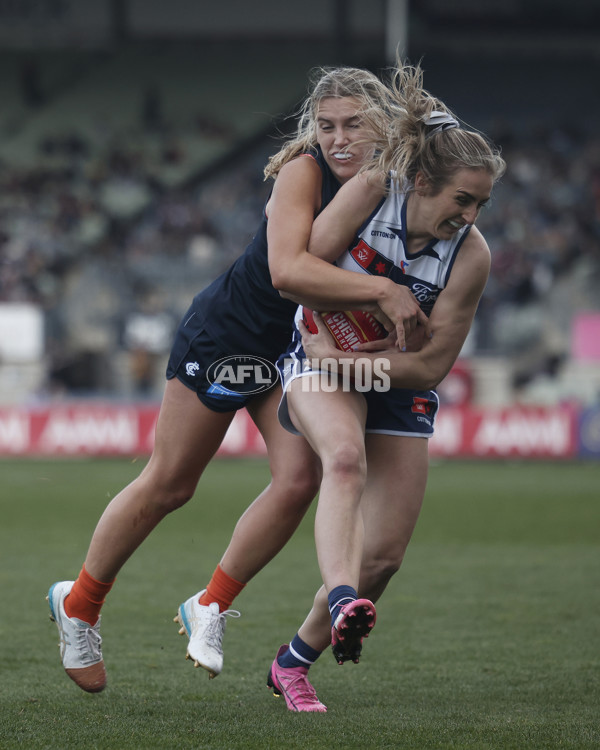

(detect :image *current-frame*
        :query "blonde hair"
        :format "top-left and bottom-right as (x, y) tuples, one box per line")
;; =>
(264, 60), (506, 190)
(264, 66), (395, 180)
(376, 62), (506, 191)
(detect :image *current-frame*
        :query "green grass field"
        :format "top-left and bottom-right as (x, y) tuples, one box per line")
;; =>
(1, 457), (599, 749)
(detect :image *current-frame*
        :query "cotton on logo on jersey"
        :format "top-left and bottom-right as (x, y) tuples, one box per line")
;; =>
(206, 355), (278, 395)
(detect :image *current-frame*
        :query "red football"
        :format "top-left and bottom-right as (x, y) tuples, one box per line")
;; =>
(302, 308), (386, 352)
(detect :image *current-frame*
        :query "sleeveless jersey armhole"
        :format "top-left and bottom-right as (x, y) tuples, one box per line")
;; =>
(265, 152), (323, 219)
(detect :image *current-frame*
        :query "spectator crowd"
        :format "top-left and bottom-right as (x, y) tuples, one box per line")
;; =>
(1, 103), (599, 400)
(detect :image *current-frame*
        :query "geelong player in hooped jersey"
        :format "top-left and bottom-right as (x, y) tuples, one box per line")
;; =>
(267, 62), (506, 711)
(279, 173), (472, 438)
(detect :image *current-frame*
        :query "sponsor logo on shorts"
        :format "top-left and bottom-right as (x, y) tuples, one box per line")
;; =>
(206, 355), (278, 395)
(411, 396), (435, 425)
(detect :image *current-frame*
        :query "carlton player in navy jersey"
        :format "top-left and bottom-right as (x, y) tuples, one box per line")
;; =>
(263, 62), (506, 712)
(47, 65), (424, 700)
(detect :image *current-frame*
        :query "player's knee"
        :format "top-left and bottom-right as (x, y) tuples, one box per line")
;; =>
(290, 471), (321, 506)
(324, 441), (366, 484)
(162, 486), (196, 512)
(271, 462), (321, 510)
(139, 456), (200, 514)
(142, 476), (197, 514)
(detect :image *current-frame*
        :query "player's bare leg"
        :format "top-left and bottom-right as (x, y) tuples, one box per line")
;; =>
(220, 388), (321, 581)
(286, 376), (368, 593)
(287, 434), (428, 664)
(175, 387), (322, 677)
(284, 377), (376, 663)
(48, 378), (236, 691)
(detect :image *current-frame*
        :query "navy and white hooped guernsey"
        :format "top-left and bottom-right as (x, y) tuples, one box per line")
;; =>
(336, 175), (471, 313)
(278, 178), (472, 437)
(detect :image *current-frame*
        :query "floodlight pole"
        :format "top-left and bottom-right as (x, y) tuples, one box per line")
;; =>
(385, 0), (409, 62)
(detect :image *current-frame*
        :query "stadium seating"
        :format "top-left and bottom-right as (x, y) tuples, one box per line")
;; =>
(0, 43), (599, 405)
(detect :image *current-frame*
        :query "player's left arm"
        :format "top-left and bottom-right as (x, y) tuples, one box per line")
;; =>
(301, 228), (491, 390)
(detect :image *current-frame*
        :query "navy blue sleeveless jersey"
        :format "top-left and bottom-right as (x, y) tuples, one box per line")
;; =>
(191, 146), (339, 360)
(166, 147), (341, 410)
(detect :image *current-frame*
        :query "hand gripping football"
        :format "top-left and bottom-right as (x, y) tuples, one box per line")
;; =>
(302, 308), (386, 353)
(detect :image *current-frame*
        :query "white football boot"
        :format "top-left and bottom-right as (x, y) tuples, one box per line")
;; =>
(47, 580), (106, 692)
(174, 590), (240, 678)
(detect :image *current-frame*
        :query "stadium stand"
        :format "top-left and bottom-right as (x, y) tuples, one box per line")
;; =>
(0, 42), (599, 406)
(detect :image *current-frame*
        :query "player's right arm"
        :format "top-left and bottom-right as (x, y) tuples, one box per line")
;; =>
(306, 170), (386, 262)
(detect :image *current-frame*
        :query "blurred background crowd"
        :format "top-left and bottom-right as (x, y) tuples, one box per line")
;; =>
(0, 0), (599, 408)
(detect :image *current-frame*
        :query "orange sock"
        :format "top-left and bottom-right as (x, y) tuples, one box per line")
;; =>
(64, 564), (115, 625)
(199, 564), (246, 612)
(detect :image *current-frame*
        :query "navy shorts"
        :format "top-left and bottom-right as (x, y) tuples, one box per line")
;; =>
(166, 308), (278, 413)
(277, 336), (439, 437)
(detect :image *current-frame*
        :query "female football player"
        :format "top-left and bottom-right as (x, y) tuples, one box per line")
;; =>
(264, 62), (506, 711)
(47, 64), (424, 694)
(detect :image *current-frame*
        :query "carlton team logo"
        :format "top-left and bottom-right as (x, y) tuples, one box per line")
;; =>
(206, 355), (279, 395)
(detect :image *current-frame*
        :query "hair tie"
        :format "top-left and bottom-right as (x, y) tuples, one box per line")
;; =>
(425, 110), (459, 135)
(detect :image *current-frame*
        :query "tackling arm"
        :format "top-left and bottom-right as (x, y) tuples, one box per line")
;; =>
(306, 170), (386, 264)
(268, 164), (428, 349)
(267, 160), (402, 310)
(300, 229), (491, 390)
